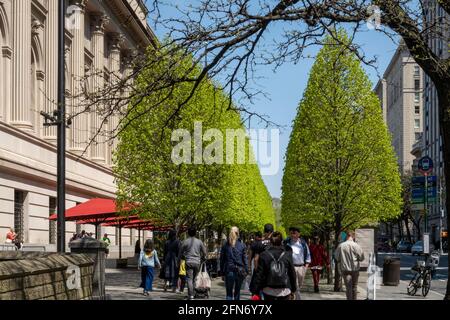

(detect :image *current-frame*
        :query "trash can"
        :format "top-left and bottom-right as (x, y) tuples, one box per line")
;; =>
(383, 256), (401, 286)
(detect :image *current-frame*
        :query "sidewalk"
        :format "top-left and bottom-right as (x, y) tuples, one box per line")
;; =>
(105, 267), (444, 300)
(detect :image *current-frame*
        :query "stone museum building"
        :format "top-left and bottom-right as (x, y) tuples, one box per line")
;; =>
(0, 0), (156, 253)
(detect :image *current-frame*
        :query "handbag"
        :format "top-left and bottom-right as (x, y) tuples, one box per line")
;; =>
(195, 263), (211, 290)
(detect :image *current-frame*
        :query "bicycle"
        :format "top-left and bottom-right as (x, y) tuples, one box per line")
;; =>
(407, 251), (440, 297)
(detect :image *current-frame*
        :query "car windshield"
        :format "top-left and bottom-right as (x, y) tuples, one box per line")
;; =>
(414, 241), (423, 246)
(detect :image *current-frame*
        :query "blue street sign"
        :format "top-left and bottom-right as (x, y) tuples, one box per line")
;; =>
(418, 156), (433, 174)
(411, 175), (437, 204)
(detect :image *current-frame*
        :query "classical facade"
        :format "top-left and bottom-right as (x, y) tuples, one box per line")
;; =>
(420, 0), (449, 243)
(0, 0), (156, 253)
(375, 45), (424, 174)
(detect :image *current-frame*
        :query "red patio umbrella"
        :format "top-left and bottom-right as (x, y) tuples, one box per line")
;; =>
(49, 198), (137, 258)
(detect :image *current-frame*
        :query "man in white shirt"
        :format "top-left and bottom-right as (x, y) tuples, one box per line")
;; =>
(285, 227), (311, 300)
(334, 231), (365, 300)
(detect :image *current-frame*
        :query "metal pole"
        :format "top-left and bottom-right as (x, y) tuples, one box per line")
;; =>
(57, 0), (66, 253)
(441, 209), (444, 255)
(424, 173), (428, 234)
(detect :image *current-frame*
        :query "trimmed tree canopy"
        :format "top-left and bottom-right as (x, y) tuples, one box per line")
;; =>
(281, 31), (402, 239)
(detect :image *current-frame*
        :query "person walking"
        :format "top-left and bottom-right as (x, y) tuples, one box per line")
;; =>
(178, 258), (187, 294)
(220, 227), (248, 300)
(102, 233), (111, 257)
(334, 231), (365, 300)
(163, 229), (181, 292)
(253, 232), (297, 300)
(138, 239), (161, 295)
(309, 235), (329, 293)
(5, 228), (16, 244)
(284, 227), (311, 300)
(178, 227), (207, 300)
(249, 224), (274, 294)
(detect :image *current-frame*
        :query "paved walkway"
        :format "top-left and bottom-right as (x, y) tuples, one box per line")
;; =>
(105, 266), (445, 300)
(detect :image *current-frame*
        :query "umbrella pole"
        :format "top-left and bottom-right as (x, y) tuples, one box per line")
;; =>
(95, 221), (98, 240)
(119, 224), (122, 259)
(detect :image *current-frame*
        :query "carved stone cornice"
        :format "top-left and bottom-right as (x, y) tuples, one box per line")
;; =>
(69, 0), (88, 11)
(109, 33), (125, 52)
(31, 18), (43, 36)
(90, 13), (110, 34)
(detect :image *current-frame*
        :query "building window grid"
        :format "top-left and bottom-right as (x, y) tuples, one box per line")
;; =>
(49, 197), (57, 244)
(14, 190), (26, 243)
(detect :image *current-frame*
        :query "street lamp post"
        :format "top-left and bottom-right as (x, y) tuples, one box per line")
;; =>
(42, 0), (67, 253)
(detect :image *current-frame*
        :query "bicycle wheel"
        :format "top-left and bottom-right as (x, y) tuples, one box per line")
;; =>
(422, 271), (432, 297)
(407, 274), (419, 296)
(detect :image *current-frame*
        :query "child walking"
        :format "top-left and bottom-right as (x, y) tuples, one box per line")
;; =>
(138, 239), (161, 295)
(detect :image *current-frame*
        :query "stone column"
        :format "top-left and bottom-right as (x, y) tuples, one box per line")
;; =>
(68, 0), (88, 155)
(107, 33), (124, 166)
(90, 14), (109, 164)
(11, 0), (32, 130)
(69, 238), (107, 300)
(42, 0), (58, 142)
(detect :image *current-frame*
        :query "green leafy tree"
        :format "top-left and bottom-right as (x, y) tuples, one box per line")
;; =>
(281, 31), (402, 290)
(114, 49), (274, 233)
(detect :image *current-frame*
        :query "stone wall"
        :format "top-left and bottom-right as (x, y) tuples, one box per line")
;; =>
(0, 252), (94, 300)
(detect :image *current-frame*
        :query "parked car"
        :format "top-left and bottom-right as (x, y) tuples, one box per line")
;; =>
(377, 241), (392, 253)
(396, 240), (413, 253)
(411, 240), (435, 255)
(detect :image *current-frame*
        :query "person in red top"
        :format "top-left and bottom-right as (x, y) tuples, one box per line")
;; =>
(6, 228), (16, 243)
(309, 236), (330, 293)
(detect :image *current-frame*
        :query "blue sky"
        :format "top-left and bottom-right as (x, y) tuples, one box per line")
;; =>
(147, 3), (399, 199)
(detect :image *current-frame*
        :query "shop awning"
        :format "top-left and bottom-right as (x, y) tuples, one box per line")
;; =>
(49, 198), (135, 222)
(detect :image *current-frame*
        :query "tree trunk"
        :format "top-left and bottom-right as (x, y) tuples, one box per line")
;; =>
(333, 219), (342, 292)
(437, 86), (450, 300)
(405, 215), (412, 243)
(325, 232), (333, 284)
(397, 219), (403, 240)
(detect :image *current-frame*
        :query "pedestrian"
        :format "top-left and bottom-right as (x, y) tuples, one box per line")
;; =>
(163, 229), (180, 292)
(178, 258), (187, 293)
(249, 225), (273, 294)
(253, 231), (297, 300)
(70, 233), (78, 242)
(80, 230), (87, 238)
(219, 226), (248, 300)
(309, 235), (330, 293)
(102, 233), (111, 257)
(5, 228), (16, 244)
(135, 239), (141, 255)
(284, 227), (311, 300)
(178, 227), (207, 300)
(138, 239), (161, 295)
(334, 231), (365, 300)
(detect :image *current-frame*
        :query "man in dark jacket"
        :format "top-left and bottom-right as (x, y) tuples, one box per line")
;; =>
(252, 232), (297, 300)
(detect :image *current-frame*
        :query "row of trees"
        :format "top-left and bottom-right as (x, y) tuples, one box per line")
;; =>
(281, 31), (403, 290)
(114, 49), (275, 234)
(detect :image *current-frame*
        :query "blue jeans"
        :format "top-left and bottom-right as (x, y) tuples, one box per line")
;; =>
(140, 266), (154, 292)
(225, 271), (243, 300)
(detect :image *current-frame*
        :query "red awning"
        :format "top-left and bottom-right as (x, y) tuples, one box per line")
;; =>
(49, 198), (135, 222)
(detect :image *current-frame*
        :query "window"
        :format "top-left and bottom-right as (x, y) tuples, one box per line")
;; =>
(49, 197), (57, 244)
(415, 92), (420, 103)
(415, 119), (420, 129)
(415, 105), (420, 114)
(415, 79), (420, 91)
(14, 190), (26, 243)
(414, 66), (420, 77)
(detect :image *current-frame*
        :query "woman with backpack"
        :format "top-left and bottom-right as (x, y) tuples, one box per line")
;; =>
(138, 239), (161, 295)
(220, 226), (249, 300)
(253, 231), (297, 300)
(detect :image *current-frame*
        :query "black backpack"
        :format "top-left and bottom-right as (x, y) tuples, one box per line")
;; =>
(266, 251), (288, 288)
